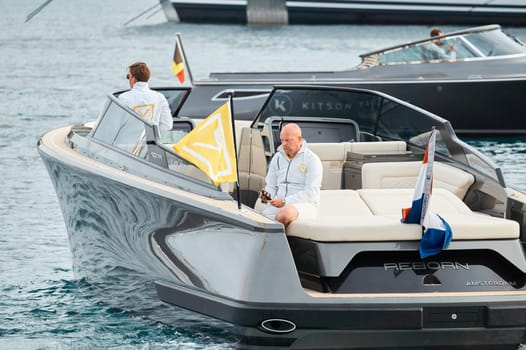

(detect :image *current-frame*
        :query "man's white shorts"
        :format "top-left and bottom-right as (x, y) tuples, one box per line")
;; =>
(262, 202), (318, 221)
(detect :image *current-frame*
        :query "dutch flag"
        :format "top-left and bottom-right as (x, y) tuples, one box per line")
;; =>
(401, 128), (452, 258)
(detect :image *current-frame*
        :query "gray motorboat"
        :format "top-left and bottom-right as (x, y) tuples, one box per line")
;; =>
(38, 84), (526, 349)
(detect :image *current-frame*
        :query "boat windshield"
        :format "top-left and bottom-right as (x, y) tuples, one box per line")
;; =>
(360, 25), (526, 66)
(89, 94), (214, 187)
(254, 87), (501, 182)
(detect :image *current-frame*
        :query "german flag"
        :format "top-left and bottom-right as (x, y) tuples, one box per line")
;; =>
(171, 38), (185, 84)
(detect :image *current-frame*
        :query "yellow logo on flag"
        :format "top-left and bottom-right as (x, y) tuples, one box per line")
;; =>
(173, 102), (237, 186)
(133, 104), (155, 122)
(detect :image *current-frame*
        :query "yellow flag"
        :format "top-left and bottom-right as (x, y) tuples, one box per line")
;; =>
(173, 102), (237, 186)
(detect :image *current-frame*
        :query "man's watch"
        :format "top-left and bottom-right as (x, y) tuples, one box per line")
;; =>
(282, 199), (286, 206)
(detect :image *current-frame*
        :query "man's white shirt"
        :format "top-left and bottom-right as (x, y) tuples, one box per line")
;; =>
(264, 141), (323, 206)
(119, 82), (173, 131)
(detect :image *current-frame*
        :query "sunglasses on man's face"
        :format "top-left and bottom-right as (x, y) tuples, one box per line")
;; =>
(126, 74), (131, 80)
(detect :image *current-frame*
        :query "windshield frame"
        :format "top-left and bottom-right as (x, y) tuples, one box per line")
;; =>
(87, 93), (220, 190)
(252, 85), (504, 186)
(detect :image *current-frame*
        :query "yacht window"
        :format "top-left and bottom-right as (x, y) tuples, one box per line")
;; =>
(377, 46), (425, 64)
(160, 120), (193, 145)
(267, 118), (359, 151)
(407, 130), (451, 158)
(165, 152), (213, 184)
(156, 89), (189, 114)
(373, 27), (526, 65)
(92, 101), (148, 156)
(462, 30), (526, 57)
(449, 37), (480, 59)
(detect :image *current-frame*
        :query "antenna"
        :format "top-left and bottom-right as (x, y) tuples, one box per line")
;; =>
(123, 3), (162, 26)
(25, 0), (53, 23)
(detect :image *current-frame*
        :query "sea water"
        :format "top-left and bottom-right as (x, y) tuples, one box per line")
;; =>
(2, 0), (526, 349)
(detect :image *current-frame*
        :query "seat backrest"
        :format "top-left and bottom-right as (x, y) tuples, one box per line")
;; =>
(233, 120), (251, 149)
(309, 141), (408, 190)
(346, 141), (407, 154)
(308, 142), (350, 190)
(237, 127), (267, 205)
(361, 161), (475, 199)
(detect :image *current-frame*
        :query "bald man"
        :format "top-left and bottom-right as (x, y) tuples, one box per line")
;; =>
(259, 123), (323, 226)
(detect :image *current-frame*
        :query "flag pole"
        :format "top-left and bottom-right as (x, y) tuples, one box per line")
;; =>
(227, 91), (242, 209)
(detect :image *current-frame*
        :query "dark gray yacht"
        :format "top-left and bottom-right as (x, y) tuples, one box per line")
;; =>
(177, 25), (526, 137)
(161, 0), (526, 25)
(38, 84), (526, 349)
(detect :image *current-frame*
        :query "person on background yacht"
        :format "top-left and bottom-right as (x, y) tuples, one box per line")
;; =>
(259, 123), (323, 227)
(119, 61), (173, 131)
(421, 28), (456, 60)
